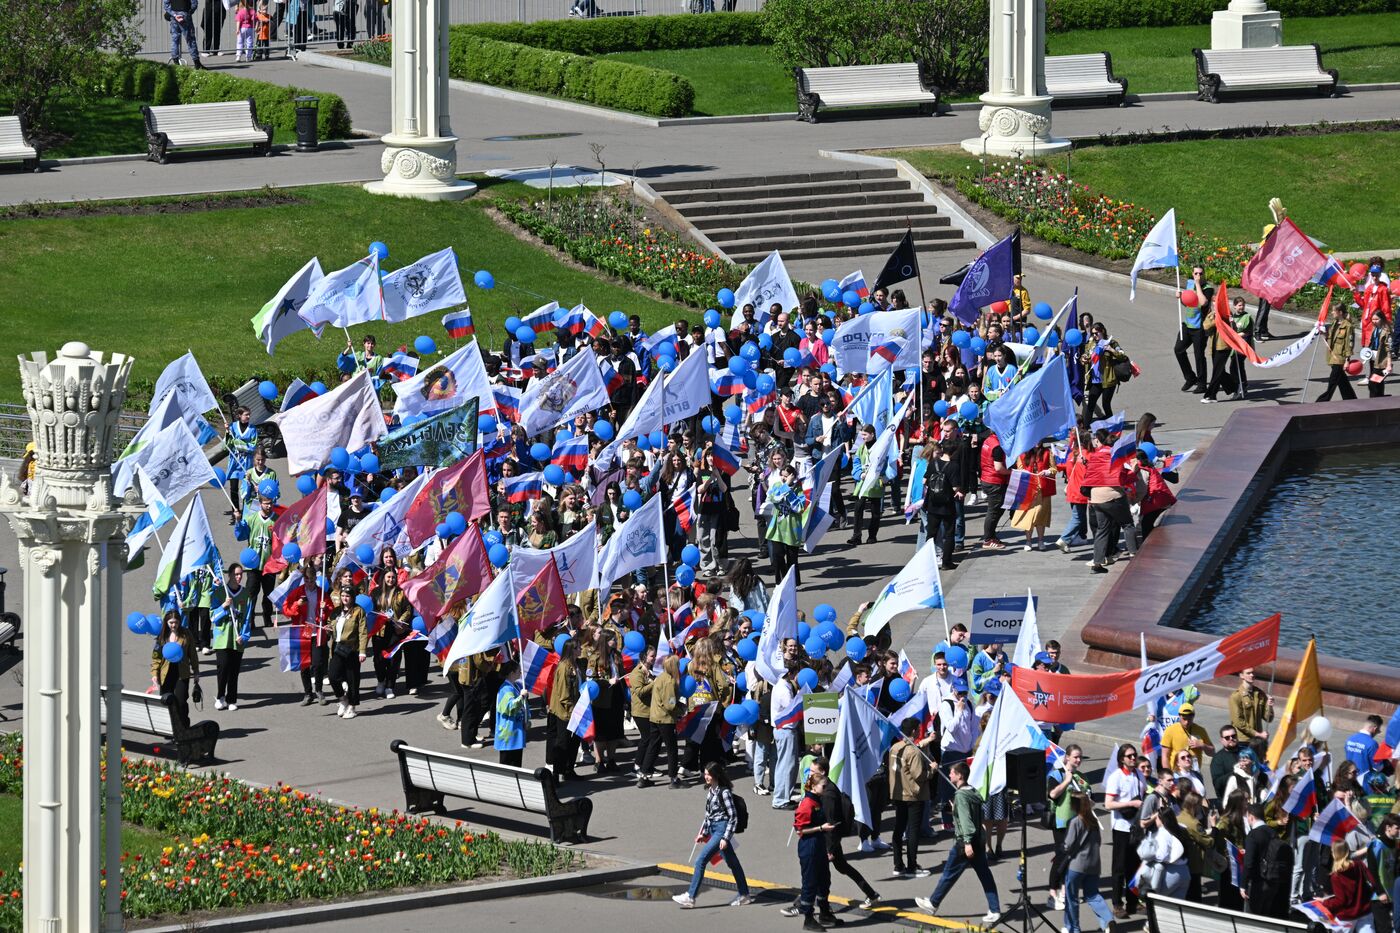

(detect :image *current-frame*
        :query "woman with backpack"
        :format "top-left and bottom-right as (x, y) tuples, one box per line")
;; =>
(672, 762), (754, 909)
(921, 439), (962, 570)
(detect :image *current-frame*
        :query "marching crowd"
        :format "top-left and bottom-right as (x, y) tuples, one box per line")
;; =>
(123, 271), (1398, 932)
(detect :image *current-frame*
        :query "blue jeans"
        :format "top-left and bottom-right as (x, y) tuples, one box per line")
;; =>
(798, 834), (830, 913)
(1065, 869), (1114, 933)
(169, 15), (201, 61)
(689, 821), (748, 897)
(929, 840), (1000, 913)
(954, 497), (966, 546)
(1059, 502), (1087, 543)
(773, 729), (798, 806)
(752, 737), (774, 789)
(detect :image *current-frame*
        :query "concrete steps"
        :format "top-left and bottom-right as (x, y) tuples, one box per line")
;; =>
(651, 168), (976, 266)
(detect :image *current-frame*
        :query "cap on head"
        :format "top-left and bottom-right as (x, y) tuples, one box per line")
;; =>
(1179, 702), (1195, 715)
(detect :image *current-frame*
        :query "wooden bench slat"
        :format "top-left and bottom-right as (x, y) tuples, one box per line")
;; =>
(794, 61), (940, 123)
(1045, 52), (1128, 104)
(1193, 45), (1338, 102)
(142, 99), (273, 164)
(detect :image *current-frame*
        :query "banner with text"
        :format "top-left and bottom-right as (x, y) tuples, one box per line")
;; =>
(969, 596), (1040, 644)
(1010, 613), (1280, 723)
(803, 692), (840, 744)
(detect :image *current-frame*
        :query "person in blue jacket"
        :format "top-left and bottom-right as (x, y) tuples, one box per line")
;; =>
(1346, 716), (1384, 776)
(495, 659), (529, 767)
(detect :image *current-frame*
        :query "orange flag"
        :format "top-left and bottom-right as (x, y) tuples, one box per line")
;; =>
(1266, 637), (1322, 770)
(1212, 283), (1267, 365)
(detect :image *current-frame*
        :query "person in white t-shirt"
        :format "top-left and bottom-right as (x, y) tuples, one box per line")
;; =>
(1103, 743), (1147, 918)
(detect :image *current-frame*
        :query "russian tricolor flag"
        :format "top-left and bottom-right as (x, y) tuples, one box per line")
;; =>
(505, 472), (545, 504)
(278, 624), (314, 672)
(711, 444), (740, 477)
(1090, 411), (1125, 435)
(427, 617), (458, 660)
(1110, 433), (1138, 467)
(745, 388), (775, 416)
(492, 386), (522, 425)
(897, 650), (917, 686)
(283, 379), (321, 409)
(1295, 899), (1354, 933)
(774, 694), (805, 729)
(1310, 255), (1353, 289)
(600, 360), (626, 395)
(711, 371), (745, 397)
(567, 688), (596, 741)
(381, 349), (420, 382)
(671, 601), (694, 632)
(671, 614), (710, 650)
(1002, 469), (1035, 511)
(1308, 798), (1361, 844)
(677, 701), (717, 742)
(522, 640), (559, 697)
(673, 489), (695, 534)
(520, 303), (558, 335)
(551, 433), (589, 475)
(1161, 449), (1194, 472)
(270, 570), (304, 614)
(870, 336), (905, 367)
(1225, 840), (1244, 887)
(442, 308), (475, 338)
(1283, 767), (1318, 818)
(840, 269), (869, 300)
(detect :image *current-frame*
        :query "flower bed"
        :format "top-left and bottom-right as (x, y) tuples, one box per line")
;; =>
(496, 190), (743, 308)
(0, 735), (577, 927)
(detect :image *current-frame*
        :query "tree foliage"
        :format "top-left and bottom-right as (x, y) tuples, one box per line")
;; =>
(0, 0), (141, 131)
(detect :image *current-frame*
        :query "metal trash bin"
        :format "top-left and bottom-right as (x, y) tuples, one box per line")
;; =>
(294, 96), (320, 152)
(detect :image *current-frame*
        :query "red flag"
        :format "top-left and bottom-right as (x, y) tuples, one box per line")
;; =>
(263, 484), (328, 574)
(403, 450), (490, 545)
(1211, 284), (1267, 365)
(515, 558), (567, 643)
(402, 524), (492, 619)
(1240, 218), (1328, 307)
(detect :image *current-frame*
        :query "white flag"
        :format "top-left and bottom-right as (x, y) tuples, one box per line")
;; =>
(1010, 587), (1043, 669)
(830, 690), (883, 827)
(855, 394), (911, 498)
(382, 248), (467, 323)
(517, 347), (609, 439)
(334, 470), (430, 573)
(298, 254), (383, 332)
(1129, 208), (1178, 300)
(149, 351), (220, 428)
(126, 465), (177, 566)
(252, 257), (323, 354)
(268, 369), (386, 474)
(440, 568), (517, 675)
(592, 493), (664, 591)
(153, 496), (221, 596)
(968, 685), (1048, 798)
(509, 524), (597, 595)
(861, 539), (946, 637)
(661, 347), (712, 424)
(112, 419), (216, 503)
(755, 566), (798, 685)
(730, 250), (800, 329)
(392, 340), (494, 420)
(832, 308), (921, 376)
(802, 445), (845, 554)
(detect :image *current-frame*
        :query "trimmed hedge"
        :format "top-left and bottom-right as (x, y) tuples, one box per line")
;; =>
(1044, 0), (1398, 30)
(447, 33), (694, 118)
(457, 12), (766, 54)
(94, 56), (353, 140)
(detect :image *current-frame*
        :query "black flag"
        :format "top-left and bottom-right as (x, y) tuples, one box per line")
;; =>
(939, 262), (971, 287)
(871, 230), (920, 294)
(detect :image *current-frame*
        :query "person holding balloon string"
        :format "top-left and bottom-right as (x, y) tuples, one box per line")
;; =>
(224, 406), (259, 525)
(212, 562), (254, 712)
(151, 609), (201, 733)
(238, 447), (277, 527)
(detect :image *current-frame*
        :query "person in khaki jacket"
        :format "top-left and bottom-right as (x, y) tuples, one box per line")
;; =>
(887, 718), (939, 878)
(151, 609), (201, 732)
(641, 655), (682, 788)
(547, 638), (582, 783)
(327, 586), (368, 719)
(630, 645), (656, 787)
(457, 651), (499, 750)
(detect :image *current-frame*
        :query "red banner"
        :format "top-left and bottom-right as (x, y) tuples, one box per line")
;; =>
(1011, 614), (1280, 723)
(1241, 218), (1326, 306)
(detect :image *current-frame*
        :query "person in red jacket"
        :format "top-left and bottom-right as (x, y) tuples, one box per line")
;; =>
(1056, 429), (1091, 552)
(1328, 839), (1378, 933)
(1136, 452), (1178, 539)
(978, 431), (1011, 550)
(1082, 430), (1138, 574)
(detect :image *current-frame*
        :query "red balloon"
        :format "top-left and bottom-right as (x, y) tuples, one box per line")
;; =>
(1348, 262), (1368, 279)
(1389, 280), (1400, 297)
(990, 300), (1010, 314)
(1345, 359), (1364, 376)
(1179, 289), (1200, 308)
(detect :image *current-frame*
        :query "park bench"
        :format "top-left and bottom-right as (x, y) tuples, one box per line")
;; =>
(793, 62), (940, 123)
(1045, 53), (1128, 105)
(390, 739), (592, 844)
(141, 100), (274, 164)
(99, 685), (220, 765)
(1146, 892), (1311, 933)
(0, 116), (39, 173)
(1192, 45), (1338, 103)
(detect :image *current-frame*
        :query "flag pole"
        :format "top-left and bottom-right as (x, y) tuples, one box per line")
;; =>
(1175, 268), (1183, 341)
(909, 218), (929, 431)
(1299, 325), (1322, 401)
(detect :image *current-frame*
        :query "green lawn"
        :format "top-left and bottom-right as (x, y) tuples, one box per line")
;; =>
(0, 794), (172, 869)
(0, 179), (685, 404)
(4, 95), (296, 160)
(603, 45), (794, 116)
(888, 130), (1400, 251)
(1047, 13), (1400, 94)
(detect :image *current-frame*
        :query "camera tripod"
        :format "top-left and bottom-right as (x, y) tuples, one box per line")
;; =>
(993, 790), (1059, 933)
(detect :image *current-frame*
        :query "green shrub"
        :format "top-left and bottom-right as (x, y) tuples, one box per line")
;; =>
(455, 12), (767, 54)
(448, 33), (694, 117)
(1043, 0), (1398, 30)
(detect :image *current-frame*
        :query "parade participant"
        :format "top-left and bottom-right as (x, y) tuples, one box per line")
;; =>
(1139, 807), (1191, 898)
(1319, 298), (1358, 401)
(920, 439), (962, 570)
(772, 664), (801, 810)
(213, 563), (253, 711)
(968, 642), (1006, 700)
(326, 585), (367, 720)
(1243, 802), (1291, 918)
(1229, 668), (1274, 758)
(781, 769), (838, 930)
(587, 628), (626, 773)
(242, 494), (279, 630)
(1056, 428), (1092, 552)
(1346, 716), (1385, 776)
(1175, 267), (1209, 393)
(1159, 702), (1214, 771)
(1084, 429), (1138, 574)
(848, 424), (885, 545)
(765, 465), (805, 585)
(673, 762), (754, 910)
(371, 569), (412, 700)
(1330, 838), (1380, 933)
(225, 407), (258, 522)
(695, 448), (729, 576)
(547, 638), (582, 783)
(184, 564), (218, 653)
(976, 430), (1011, 551)
(1010, 442), (1055, 551)
(1047, 745), (1092, 910)
(915, 760), (1003, 923)
(641, 654), (682, 788)
(1082, 323), (1127, 420)
(1061, 792), (1115, 933)
(1105, 743), (1146, 918)
(889, 718), (938, 879)
(630, 645), (656, 785)
(494, 659), (528, 767)
(1136, 449), (1178, 538)
(1224, 749), (1269, 805)
(152, 609), (200, 732)
(1211, 725), (1244, 800)
(1172, 750), (1208, 799)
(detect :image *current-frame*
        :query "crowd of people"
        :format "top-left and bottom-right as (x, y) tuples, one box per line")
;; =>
(162, 0), (386, 68)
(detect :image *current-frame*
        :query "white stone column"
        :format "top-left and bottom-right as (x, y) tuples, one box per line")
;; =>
(0, 342), (138, 933)
(365, 0), (476, 201)
(962, 0), (1070, 158)
(1210, 0), (1283, 49)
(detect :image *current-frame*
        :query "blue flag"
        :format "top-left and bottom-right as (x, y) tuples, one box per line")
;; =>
(984, 354), (1076, 463)
(949, 230), (1020, 325)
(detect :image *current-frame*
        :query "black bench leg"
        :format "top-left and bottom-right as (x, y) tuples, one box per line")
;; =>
(403, 786), (445, 815)
(549, 799), (592, 844)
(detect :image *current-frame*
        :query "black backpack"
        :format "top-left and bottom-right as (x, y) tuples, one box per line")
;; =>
(728, 789), (749, 834)
(1260, 833), (1293, 883)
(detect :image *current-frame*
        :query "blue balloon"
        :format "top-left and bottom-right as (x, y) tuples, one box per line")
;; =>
(530, 442), (551, 463)
(700, 415), (719, 434)
(515, 325), (536, 344)
(369, 241), (389, 261)
(1140, 441), (1160, 461)
(1065, 328), (1085, 348)
(797, 622), (811, 642)
(814, 603), (836, 624)
(680, 675), (697, 697)
(951, 330), (971, 349)
(703, 309), (722, 329)
(740, 342), (760, 362)
(676, 564), (696, 587)
(489, 543), (510, 567)
(330, 447), (350, 470)
(823, 283), (842, 303)
(933, 400), (950, 418)
(446, 511), (467, 536)
(820, 362), (837, 377)
(258, 380), (278, 401)
(310, 381), (328, 395)
(758, 333), (773, 351)
(543, 464), (566, 486)
(858, 301), (876, 315)
(414, 335), (437, 355)
(959, 401), (980, 421)
(749, 616), (764, 634)
(822, 328), (835, 345)
(144, 613), (161, 635)
(845, 636), (867, 661)
(594, 421), (615, 442)
(239, 547), (260, 568)
(622, 490), (643, 511)
(821, 278), (840, 294)
(724, 704), (748, 726)
(817, 621), (842, 648)
(636, 435), (651, 452)
(360, 453), (380, 474)
(741, 698), (761, 722)
(379, 487), (395, 503)
(412, 616), (427, 633)
(742, 370), (757, 390)
(347, 455), (362, 475)
(842, 290), (861, 308)
(1045, 329), (1060, 347)
(727, 356), (748, 377)
(736, 673), (749, 695)
(210, 466), (227, 488)
(658, 355), (676, 373)
(757, 374), (776, 395)
(282, 543), (302, 564)
(479, 414), (498, 435)
(736, 638), (757, 662)
(474, 269), (495, 290)
(126, 611), (146, 633)
(504, 316), (521, 334)
(724, 404), (743, 425)
(970, 337), (988, 355)
(717, 288), (736, 309)
(1034, 301), (1054, 320)
(484, 530), (503, 548)
(679, 658), (690, 675)
(623, 631), (646, 654)
(783, 347), (802, 367)
(608, 311), (629, 330)
(296, 474), (316, 496)
(436, 522), (452, 539)
(681, 544), (701, 567)
(889, 678), (912, 703)
(355, 543), (376, 565)
(945, 645), (969, 672)
(648, 430), (667, 449)
(797, 668), (820, 690)
(161, 642), (184, 663)
(554, 633), (572, 655)
(1023, 325), (1039, 342)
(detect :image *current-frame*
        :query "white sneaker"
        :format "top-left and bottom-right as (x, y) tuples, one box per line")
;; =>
(672, 893), (695, 908)
(385, 689), (395, 699)
(214, 698), (227, 710)
(343, 707), (357, 720)
(1052, 892), (1065, 910)
(915, 897), (937, 914)
(226, 703), (238, 712)
(337, 702), (347, 717)
(871, 837), (892, 851)
(728, 894), (754, 907)
(859, 839), (877, 853)
(436, 713), (455, 730)
(982, 910), (1003, 923)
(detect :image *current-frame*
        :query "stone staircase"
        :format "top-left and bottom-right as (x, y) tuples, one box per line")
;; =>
(647, 167), (975, 265)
